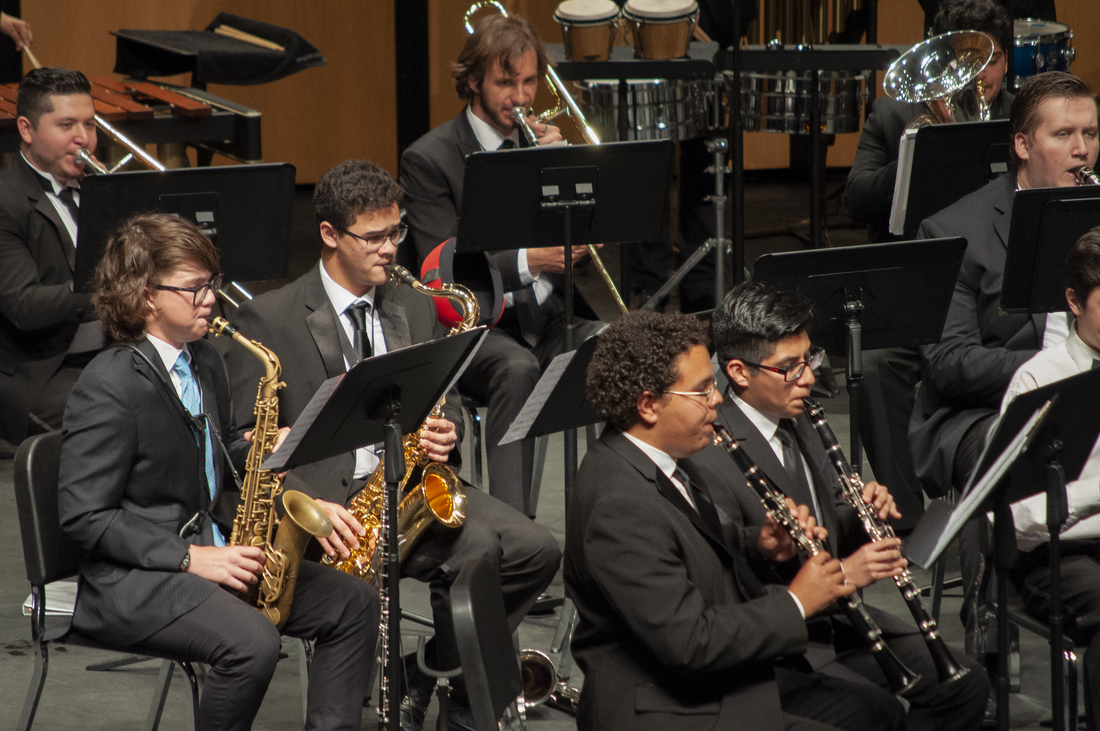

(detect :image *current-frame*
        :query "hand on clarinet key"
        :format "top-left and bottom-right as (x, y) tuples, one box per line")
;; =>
(314, 499), (366, 559)
(186, 545), (264, 593)
(420, 417), (457, 462)
(862, 480), (901, 522)
(789, 551), (856, 617)
(841, 537), (907, 588)
(759, 500), (828, 562)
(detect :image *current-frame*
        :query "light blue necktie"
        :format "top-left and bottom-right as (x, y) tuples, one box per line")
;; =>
(172, 352), (226, 547)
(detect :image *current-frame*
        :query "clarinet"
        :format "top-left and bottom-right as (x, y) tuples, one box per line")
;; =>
(712, 424), (922, 696)
(804, 398), (970, 684)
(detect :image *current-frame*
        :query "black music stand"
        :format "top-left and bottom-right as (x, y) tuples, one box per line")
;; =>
(752, 237), (966, 475)
(1001, 186), (1100, 314)
(891, 121), (1012, 239)
(73, 163), (296, 291)
(261, 328), (487, 731)
(972, 369), (1100, 731)
(455, 140), (673, 493)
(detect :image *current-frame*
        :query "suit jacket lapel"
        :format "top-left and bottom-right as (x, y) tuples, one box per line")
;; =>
(375, 283), (412, 352)
(16, 156), (76, 270)
(991, 172), (1015, 252)
(605, 432), (732, 561)
(302, 267), (349, 378)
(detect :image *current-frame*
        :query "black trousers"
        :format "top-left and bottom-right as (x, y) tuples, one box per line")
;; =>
(777, 666), (905, 731)
(1012, 539), (1100, 729)
(401, 485), (562, 688)
(137, 560), (378, 731)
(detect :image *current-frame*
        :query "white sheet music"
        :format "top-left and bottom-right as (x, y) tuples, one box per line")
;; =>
(889, 128), (919, 236)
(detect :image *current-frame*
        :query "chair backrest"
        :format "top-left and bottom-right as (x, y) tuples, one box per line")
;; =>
(13, 431), (80, 586)
(451, 557), (523, 731)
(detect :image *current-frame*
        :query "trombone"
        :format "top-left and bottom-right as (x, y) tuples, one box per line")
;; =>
(466, 1), (628, 315)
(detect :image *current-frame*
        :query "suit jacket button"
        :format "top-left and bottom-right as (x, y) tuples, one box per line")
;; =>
(341, 478), (349, 487)
(76, 307), (85, 317)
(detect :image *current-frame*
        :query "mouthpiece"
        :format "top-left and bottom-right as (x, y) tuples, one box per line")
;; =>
(1077, 166), (1100, 186)
(384, 263), (419, 287)
(75, 148), (109, 175)
(208, 316), (238, 338)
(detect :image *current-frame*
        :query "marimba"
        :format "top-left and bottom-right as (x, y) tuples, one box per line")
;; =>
(0, 77), (260, 164)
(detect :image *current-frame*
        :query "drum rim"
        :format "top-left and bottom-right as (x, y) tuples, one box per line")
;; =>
(1013, 17), (1071, 44)
(554, 0), (621, 23)
(623, 0), (699, 20)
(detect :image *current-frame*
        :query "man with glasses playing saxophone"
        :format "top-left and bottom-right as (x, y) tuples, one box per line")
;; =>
(690, 282), (989, 730)
(224, 160), (561, 731)
(566, 309), (904, 731)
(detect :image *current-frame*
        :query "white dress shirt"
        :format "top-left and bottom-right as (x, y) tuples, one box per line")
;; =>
(1001, 327), (1100, 551)
(319, 259), (388, 478)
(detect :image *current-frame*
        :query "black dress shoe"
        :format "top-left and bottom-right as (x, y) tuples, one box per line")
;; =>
(400, 662), (434, 731)
(439, 702), (477, 731)
(528, 591), (564, 615)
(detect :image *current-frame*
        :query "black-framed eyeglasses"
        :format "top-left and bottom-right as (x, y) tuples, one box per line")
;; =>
(663, 381), (720, 404)
(741, 346), (825, 383)
(341, 223), (408, 249)
(149, 275), (224, 306)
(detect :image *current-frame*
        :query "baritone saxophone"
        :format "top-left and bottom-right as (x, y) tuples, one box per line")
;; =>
(209, 316), (333, 629)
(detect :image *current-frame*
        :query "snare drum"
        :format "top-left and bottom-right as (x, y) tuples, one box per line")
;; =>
(622, 0), (699, 60)
(577, 78), (704, 140)
(741, 71), (869, 135)
(1013, 18), (1074, 89)
(554, 0), (620, 62)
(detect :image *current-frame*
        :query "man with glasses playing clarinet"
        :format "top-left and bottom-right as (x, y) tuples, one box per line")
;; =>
(690, 281), (988, 730)
(566, 308), (905, 731)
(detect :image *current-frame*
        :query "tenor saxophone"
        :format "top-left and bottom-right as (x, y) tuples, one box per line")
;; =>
(209, 317), (333, 629)
(320, 264), (475, 586)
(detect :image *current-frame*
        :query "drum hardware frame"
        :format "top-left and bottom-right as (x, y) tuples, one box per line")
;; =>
(643, 135), (733, 309)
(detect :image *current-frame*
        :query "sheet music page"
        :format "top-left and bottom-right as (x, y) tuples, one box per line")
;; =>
(499, 348), (574, 445)
(889, 128), (919, 235)
(260, 374), (344, 471)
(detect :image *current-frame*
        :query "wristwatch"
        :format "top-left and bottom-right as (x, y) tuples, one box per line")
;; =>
(179, 548), (191, 572)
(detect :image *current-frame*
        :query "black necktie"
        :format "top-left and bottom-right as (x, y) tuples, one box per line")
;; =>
(674, 463), (722, 535)
(775, 420), (817, 519)
(345, 301), (372, 362)
(498, 138), (516, 150)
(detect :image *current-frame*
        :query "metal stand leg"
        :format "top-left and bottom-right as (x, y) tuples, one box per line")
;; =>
(643, 136), (731, 311)
(144, 660), (175, 731)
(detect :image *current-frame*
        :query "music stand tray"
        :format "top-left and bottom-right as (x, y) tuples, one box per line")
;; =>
(1001, 186), (1100, 314)
(74, 163), (296, 290)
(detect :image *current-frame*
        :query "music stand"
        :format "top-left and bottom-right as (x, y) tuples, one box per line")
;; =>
(260, 328), (486, 731)
(73, 163), (296, 292)
(891, 120), (1012, 238)
(1001, 186), (1100, 314)
(976, 368), (1100, 731)
(456, 140), (673, 492)
(752, 237), (966, 474)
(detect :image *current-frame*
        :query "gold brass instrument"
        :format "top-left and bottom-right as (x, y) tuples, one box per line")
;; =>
(1077, 166), (1100, 185)
(467, 1), (629, 315)
(208, 316), (333, 629)
(321, 264), (472, 586)
(884, 31), (995, 130)
(804, 398), (970, 684)
(712, 423), (922, 696)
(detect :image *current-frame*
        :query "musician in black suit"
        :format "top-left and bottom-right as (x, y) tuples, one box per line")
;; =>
(911, 71), (1098, 497)
(691, 281), (989, 731)
(224, 160), (561, 731)
(58, 213), (377, 731)
(399, 12), (598, 515)
(566, 309), (906, 731)
(844, 0), (1013, 531)
(0, 68), (104, 447)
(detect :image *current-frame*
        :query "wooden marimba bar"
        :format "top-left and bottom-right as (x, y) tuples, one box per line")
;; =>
(0, 76), (261, 165)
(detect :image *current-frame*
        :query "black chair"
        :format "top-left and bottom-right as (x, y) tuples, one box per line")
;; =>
(13, 431), (201, 731)
(451, 557), (526, 731)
